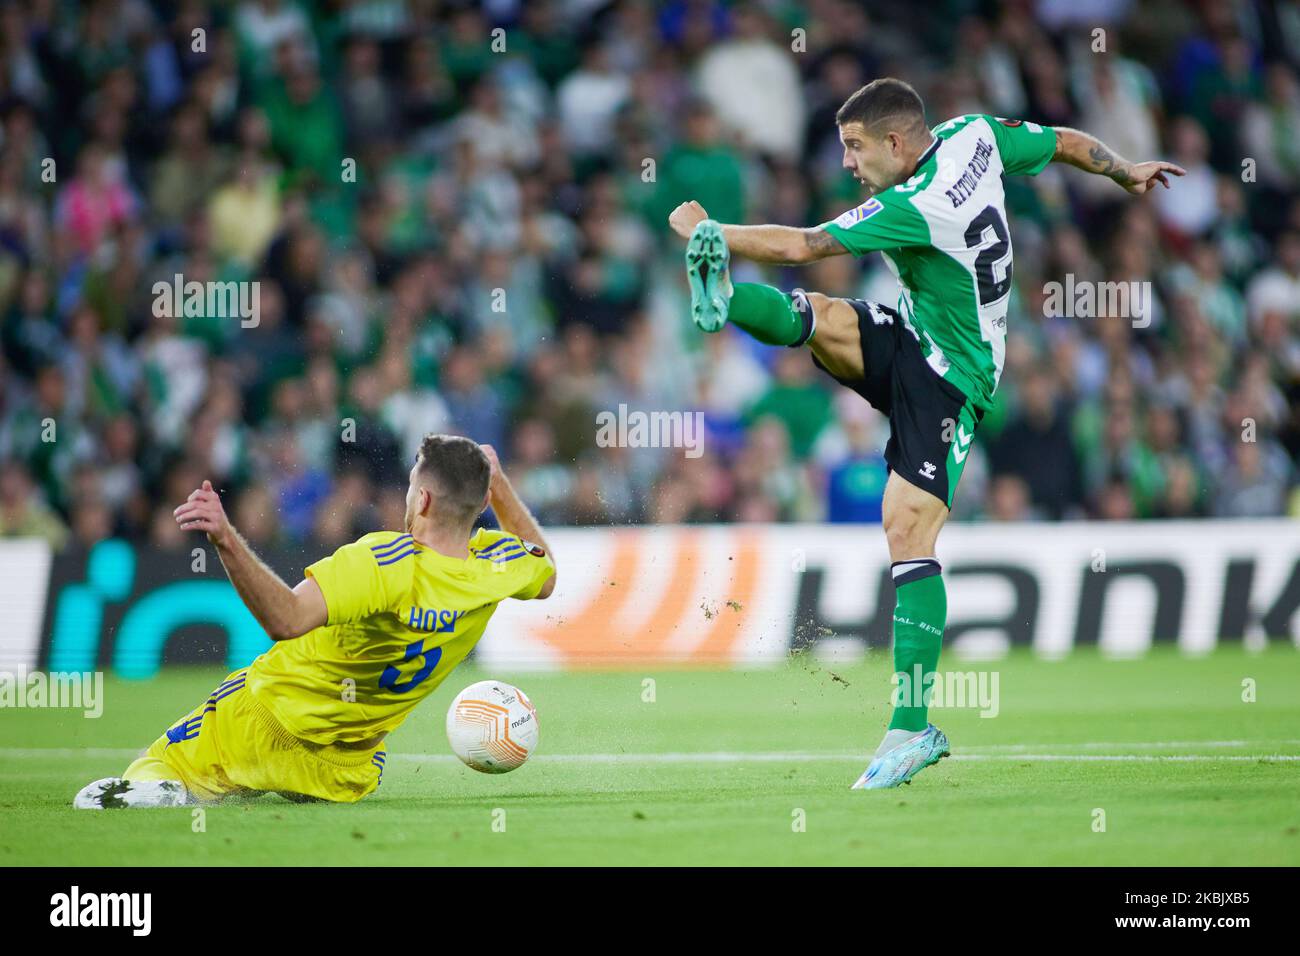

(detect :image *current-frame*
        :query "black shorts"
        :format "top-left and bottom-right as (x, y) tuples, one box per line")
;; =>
(811, 299), (982, 508)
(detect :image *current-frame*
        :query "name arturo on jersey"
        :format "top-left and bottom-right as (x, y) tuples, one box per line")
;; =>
(822, 114), (1057, 410)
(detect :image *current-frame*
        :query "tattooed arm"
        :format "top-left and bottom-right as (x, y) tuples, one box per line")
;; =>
(668, 200), (848, 263)
(721, 223), (847, 264)
(1051, 128), (1186, 194)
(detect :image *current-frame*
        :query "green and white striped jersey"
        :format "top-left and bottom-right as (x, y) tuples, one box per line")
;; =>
(821, 114), (1056, 411)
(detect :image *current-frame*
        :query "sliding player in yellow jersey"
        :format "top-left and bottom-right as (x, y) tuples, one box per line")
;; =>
(74, 434), (556, 808)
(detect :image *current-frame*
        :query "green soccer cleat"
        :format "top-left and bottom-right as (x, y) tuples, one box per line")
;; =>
(684, 219), (732, 333)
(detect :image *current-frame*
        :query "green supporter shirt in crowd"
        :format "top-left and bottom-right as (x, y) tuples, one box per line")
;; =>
(821, 114), (1057, 413)
(746, 381), (835, 460)
(656, 144), (747, 233)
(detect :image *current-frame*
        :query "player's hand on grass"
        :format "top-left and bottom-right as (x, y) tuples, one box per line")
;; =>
(1120, 160), (1186, 195)
(669, 200), (709, 238)
(174, 479), (234, 549)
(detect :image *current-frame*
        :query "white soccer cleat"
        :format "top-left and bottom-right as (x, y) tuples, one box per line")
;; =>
(850, 724), (951, 790)
(73, 777), (191, 809)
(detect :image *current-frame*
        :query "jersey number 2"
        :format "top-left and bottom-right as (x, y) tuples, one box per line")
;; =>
(380, 639), (442, 694)
(964, 205), (1012, 305)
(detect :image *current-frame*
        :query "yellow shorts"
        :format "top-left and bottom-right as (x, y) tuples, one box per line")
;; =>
(123, 670), (386, 803)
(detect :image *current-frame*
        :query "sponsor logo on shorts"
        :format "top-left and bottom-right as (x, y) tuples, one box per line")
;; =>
(951, 425), (973, 463)
(919, 461), (937, 480)
(866, 302), (895, 325)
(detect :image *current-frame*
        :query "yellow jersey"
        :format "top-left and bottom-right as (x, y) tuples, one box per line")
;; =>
(245, 528), (554, 745)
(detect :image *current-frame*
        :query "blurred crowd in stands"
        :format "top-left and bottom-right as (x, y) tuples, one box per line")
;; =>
(0, 0), (1298, 551)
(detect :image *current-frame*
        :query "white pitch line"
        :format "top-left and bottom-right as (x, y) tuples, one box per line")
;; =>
(955, 739), (1300, 751)
(395, 751), (1300, 764)
(953, 754), (1300, 762)
(0, 747), (142, 759)
(1, 748), (1298, 764)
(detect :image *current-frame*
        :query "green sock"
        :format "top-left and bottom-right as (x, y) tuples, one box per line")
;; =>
(728, 283), (808, 346)
(888, 561), (946, 732)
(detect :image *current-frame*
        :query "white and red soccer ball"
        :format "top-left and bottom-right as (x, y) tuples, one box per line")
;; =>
(446, 680), (539, 773)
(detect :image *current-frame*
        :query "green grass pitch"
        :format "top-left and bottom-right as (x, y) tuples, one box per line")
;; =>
(2, 646), (1298, 866)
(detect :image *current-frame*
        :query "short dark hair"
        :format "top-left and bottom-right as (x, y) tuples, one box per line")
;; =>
(414, 434), (490, 525)
(835, 77), (928, 139)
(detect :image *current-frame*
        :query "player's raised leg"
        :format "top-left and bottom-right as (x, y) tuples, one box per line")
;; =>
(684, 219), (821, 347)
(852, 472), (952, 789)
(803, 292), (865, 380)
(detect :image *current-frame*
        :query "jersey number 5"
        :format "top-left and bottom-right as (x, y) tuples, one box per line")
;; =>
(380, 639), (443, 694)
(964, 205), (1012, 306)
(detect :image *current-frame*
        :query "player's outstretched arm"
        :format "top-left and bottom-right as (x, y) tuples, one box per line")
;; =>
(480, 445), (556, 599)
(1051, 127), (1186, 195)
(174, 480), (327, 640)
(668, 200), (845, 264)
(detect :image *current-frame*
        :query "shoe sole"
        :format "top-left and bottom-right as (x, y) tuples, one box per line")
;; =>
(685, 220), (729, 333)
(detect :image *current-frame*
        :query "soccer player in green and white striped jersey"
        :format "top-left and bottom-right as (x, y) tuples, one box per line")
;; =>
(669, 78), (1183, 789)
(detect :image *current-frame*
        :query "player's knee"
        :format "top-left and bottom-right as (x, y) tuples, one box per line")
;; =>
(883, 502), (935, 558)
(883, 512), (917, 555)
(804, 292), (833, 317)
